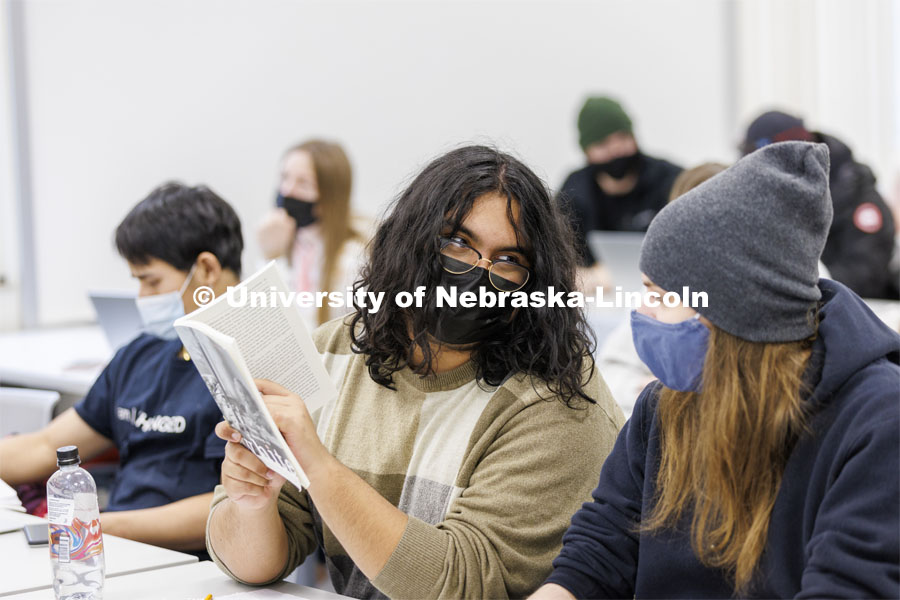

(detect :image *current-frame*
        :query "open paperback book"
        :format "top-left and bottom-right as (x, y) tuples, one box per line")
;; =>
(174, 261), (337, 490)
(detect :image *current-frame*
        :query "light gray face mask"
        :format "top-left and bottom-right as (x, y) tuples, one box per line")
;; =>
(135, 265), (196, 340)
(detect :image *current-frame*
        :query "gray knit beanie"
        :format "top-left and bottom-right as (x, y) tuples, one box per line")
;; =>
(639, 141), (833, 342)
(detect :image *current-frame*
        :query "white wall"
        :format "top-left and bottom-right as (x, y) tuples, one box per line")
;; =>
(18, 0), (733, 325)
(13, 0), (896, 326)
(0, 0), (22, 330)
(892, 0), (900, 210)
(734, 0), (897, 192)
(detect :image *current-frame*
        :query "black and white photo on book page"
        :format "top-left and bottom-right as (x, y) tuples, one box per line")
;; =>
(176, 260), (338, 413)
(180, 323), (308, 489)
(173, 261), (341, 490)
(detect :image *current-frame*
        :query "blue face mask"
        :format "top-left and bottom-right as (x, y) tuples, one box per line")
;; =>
(630, 310), (710, 392)
(135, 265), (196, 340)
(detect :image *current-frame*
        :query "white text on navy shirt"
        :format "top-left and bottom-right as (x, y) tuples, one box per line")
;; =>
(116, 406), (186, 434)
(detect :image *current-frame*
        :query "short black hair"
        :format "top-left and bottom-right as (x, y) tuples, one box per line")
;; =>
(115, 182), (243, 276)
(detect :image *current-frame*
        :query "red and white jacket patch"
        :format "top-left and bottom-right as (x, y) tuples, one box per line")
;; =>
(853, 202), (883, 233)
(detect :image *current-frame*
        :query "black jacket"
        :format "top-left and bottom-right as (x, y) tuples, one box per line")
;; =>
(816, 132), (897, 299)
(558, 154), (682, 266)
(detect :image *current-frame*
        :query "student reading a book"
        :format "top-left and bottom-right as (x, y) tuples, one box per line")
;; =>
(531, 143), (900, 599)
(206, 145), (626, 598)
(0, 182), (243, 552)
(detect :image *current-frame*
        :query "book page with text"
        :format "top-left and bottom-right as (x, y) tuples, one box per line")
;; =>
(184, 262), (337, 415)
(176, 321), (307, 489)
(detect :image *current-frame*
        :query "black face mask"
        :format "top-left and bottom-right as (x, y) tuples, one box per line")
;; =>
(277, 193), (317, 228)
(591, 152), (641, 180)
(429, 268), (513, 346)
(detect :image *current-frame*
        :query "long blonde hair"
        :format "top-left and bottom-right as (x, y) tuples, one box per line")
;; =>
(289, 140), (362, 324)
(644, 325), (815, 593)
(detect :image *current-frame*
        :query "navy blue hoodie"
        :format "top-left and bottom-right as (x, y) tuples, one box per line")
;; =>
(546, 279), (900, 598)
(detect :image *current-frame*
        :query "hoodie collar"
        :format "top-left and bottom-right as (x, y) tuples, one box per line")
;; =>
(806, 279), (900, 406)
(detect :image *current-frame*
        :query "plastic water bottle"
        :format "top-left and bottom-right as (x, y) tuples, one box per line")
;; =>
(47, 445), (105, 599)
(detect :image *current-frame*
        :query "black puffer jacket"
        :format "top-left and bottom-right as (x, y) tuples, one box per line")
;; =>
(817, 132), (898, 299)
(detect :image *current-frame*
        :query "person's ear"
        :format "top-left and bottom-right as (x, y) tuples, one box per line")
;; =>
(195, 251), (223, 286)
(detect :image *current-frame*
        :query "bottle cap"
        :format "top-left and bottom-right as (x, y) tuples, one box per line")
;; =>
(56, 445), (80, 466)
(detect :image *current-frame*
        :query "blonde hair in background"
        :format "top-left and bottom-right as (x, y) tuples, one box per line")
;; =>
(288, 140), (364, 325)
(668, 162), (728, 203)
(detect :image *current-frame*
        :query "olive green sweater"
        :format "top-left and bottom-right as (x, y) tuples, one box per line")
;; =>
(208, 317), (624, 598)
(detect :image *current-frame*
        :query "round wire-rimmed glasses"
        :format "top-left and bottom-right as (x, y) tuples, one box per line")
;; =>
(437, 236), (531, 292)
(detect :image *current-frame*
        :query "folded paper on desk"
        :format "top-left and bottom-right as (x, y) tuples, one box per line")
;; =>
(174, 261), (337, 491)
(0, 478), (24, 513)
(0, 511), (27, 533)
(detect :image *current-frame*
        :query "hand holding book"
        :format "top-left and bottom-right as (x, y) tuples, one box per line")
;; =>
(175, 261), (339, 491)
(253, 379), (331, 475)
(216, 378), (330, 509)
(215, 420), (286, 512)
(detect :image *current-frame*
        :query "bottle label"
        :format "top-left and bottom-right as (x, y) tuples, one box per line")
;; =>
(57, 533), (70, 563)
(50, 518), (103, 562)
(47, 496), (75, 526)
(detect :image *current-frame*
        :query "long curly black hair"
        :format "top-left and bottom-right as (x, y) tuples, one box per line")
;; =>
(349, 145), (597, 407)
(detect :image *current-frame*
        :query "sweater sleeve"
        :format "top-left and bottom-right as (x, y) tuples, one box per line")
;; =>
(544, 383), (658, 598)
(371, 389), (623, 599)
(206, 482), (318, 585)
(797, 417), (900, 598)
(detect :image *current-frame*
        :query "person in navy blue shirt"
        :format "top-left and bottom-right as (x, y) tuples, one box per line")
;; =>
(0, 182), (243, 552)
(533, 143), (900, 598)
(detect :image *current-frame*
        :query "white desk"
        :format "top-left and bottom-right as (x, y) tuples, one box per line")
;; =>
(0, 510), (197, 597)
(12, 561), (349, 600)
(0, 326), (110, 397)
(866, 299), (900, 332)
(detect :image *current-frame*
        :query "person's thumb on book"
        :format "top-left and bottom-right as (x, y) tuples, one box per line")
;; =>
(255, 379), (329, 475)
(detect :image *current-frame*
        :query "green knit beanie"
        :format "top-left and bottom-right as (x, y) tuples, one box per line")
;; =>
(577, 97), (633, 149)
